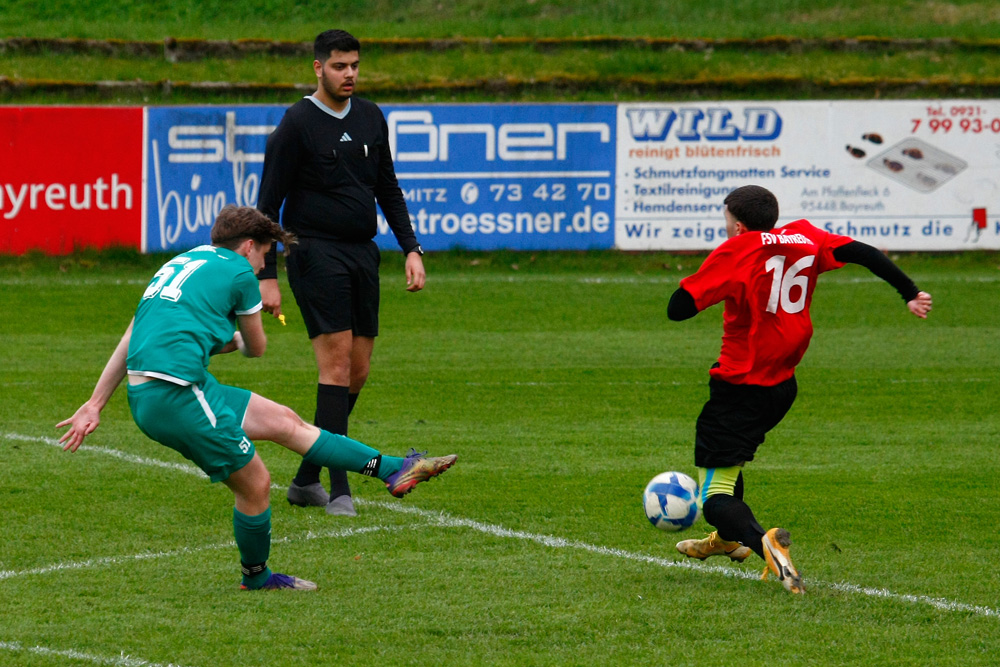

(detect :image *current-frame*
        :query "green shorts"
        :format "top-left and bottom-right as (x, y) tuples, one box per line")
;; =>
(127, 372), (255, 483)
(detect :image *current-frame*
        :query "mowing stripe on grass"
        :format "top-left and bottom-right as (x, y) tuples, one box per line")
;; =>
(0, 640), (193, 667)
(7, 431), (1000, 619)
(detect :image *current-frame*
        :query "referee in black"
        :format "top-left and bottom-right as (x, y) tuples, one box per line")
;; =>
(257, 29), (426, 516)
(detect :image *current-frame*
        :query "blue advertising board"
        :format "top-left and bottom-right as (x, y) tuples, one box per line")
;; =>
(144, 103), (616, 252)
(145, 105), (287, 252)
(381, 103), (616, 251)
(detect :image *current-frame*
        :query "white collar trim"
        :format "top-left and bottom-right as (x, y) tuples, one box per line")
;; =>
(306, 95), (351, 119)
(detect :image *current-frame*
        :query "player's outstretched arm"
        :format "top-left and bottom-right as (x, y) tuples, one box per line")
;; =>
(56, 319), (134, 452)
(907, 291), (932, 319)
(832, 241), (929, 313)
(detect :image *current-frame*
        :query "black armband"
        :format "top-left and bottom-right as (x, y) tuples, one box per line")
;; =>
(832, 241), (919, 302)
(667, 287), (699, 321)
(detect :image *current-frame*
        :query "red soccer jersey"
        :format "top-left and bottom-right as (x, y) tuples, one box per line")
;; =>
(680, 219), (853, 386)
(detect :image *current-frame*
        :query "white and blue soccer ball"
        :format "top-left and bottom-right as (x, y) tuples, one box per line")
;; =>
(643, 471), (701, 532)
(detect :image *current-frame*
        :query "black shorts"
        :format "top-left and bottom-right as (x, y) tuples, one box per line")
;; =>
(285, 237), (381, 339)
(694, 374), (798, 468)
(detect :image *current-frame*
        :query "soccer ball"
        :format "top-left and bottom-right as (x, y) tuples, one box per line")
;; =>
(643, 471), (701, 532)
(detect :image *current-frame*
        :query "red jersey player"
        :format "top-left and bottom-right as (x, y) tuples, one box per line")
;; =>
(669, 185), (932, 593)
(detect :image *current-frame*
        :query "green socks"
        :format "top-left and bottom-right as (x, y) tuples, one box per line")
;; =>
(303, 430), (403, 481)
(234, 507), (272, 588)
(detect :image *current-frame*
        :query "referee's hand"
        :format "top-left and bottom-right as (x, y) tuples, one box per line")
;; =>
(405, 252), (426, 292)
(260, 278), (284, 317)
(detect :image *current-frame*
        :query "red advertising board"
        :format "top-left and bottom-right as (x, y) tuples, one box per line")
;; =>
(0, 107), (143, 254)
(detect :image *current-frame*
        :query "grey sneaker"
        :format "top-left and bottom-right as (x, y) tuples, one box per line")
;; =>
(287, 482), (329, 508)
(325, 494), (358, 516)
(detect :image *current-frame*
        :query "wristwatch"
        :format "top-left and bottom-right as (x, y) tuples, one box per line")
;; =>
(410, 245), (425, 256)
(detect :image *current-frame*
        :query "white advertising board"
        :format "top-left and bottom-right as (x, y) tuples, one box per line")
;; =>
(615, 100), (1000, 251)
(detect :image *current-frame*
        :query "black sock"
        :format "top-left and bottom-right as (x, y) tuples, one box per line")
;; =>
(702, 494), (767, 559)
(292, 384), (351, 492)
(326, 391), (365, 492)
(292, 459), (322, 487)
(317, 384), (352, 499)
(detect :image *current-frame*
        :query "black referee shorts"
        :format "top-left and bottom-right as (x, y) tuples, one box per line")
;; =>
(694, 374), (798, 468)
(285, 237), (381, 339)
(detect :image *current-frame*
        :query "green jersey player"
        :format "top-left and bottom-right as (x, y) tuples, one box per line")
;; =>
(57, 205), (456, 591)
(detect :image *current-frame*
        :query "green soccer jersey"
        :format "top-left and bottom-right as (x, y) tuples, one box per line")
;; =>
(127, 245), (262, 385)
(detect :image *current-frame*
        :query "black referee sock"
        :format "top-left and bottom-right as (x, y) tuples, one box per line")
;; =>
(326, 391), (363, 495)
(328, 466), (351, 498)
(292, 384), (351, 490)
(292, 460), (322, 487)
(702, 494), (767, 560)
(320, 384), (352, 499)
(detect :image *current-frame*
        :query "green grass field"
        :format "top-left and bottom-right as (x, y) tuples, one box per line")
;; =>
(1, 250), (998, 666)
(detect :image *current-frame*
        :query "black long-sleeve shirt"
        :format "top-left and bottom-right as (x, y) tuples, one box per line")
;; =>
(257, 96), (419, 279)
(667, 240), (920, 321)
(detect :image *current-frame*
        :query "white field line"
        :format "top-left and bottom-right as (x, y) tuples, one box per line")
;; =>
(5, 432), (1000, 619)
(4, 376), (996, 394)
(12, 378), (991, 399)
(0, 641), (194, 667)
(3, 273), (1000, 288)
(359, 500), (1000, 618)
(5, 433), (209, 479)
(0, 277), (150, 287)
(422, 273), (1000, 286)
(457, 377), (997, 388)
(0, 523), (402, 582)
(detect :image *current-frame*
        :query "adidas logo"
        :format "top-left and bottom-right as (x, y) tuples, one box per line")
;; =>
(340, 132), (352, 142)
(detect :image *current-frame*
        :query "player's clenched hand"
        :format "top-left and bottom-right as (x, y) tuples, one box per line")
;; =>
(56, 403), (102, 452)
(259, 278), (283, 318)
(215, 331), (244, 355)
(907, 291), (932, 319)
(405, 252), (426, 292)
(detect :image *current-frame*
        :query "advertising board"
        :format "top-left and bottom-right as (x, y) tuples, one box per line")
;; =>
(616, 100), (1000, 251)
(145, 105), (287, 253)
(144, 103), (617, 253)
(0, 107), (143, 254)
(383, 103), (616, 251)
(6, 101), (993, 255)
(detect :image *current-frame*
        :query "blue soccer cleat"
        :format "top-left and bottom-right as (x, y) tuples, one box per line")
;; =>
(384, 449), (457, 498)
(241, 572), (317, 591)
